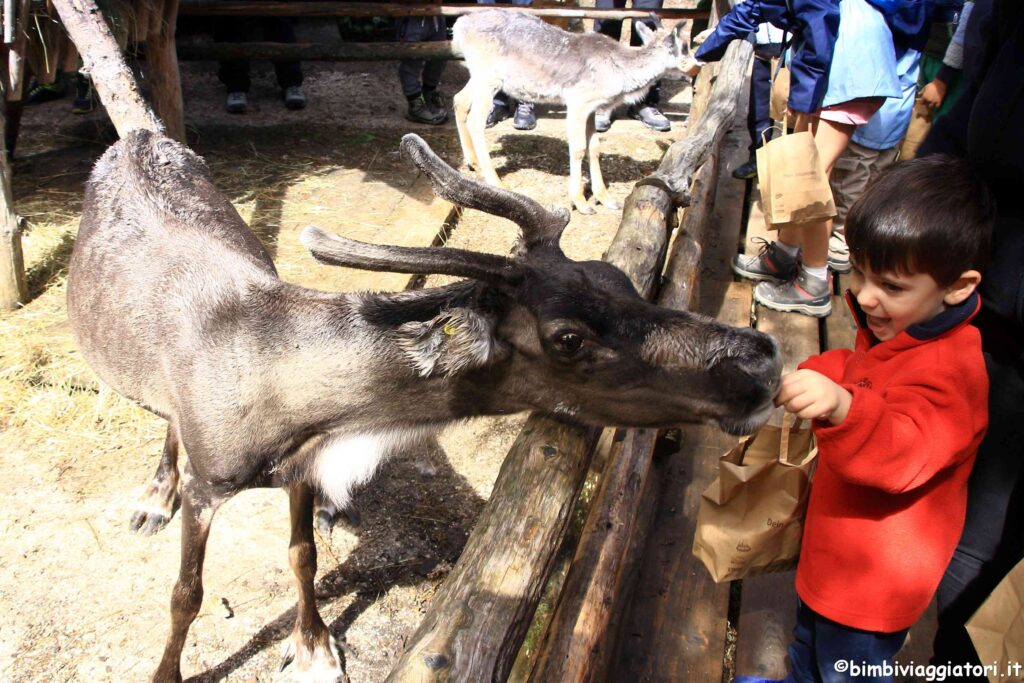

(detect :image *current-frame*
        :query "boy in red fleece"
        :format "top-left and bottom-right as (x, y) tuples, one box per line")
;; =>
(767, 155), (995, 683)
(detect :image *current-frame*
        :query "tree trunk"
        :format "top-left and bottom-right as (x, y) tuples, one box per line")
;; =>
(50, 0), (163, 138)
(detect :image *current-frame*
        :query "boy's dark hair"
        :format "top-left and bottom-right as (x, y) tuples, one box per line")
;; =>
(845, 155), (995, 287)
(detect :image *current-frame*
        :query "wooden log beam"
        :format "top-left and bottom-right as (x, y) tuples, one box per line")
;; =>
(177, 40), (459, 62)
(177, 2), (710, 21)
(0, 106), (25, 309)
(50, 0), (164, 138)
(643, 38), (753, 207)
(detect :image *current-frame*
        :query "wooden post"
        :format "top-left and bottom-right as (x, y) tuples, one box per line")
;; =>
(145, 0), (186, 142)
(50, 0), (164, 138)
(0, 0), (30, 309)
(0, 104), (25, 310)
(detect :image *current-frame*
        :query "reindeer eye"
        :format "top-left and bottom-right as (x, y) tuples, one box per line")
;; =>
(554, 331), (584, 355)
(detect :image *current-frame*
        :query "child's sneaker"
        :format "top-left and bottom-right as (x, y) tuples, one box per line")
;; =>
(71, 73), (97, 114)
(754, 268), (832, 317)
(406, 94), (446, 125)
(26, 77), (67, 105)
(225, 91), (248, 114)
(732, 237), (799, 283)
(283, 86), (306, 110)
(828, 232), (852, 273)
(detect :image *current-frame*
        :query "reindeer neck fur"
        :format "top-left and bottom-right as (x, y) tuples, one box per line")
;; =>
(603, 41), (674, 105)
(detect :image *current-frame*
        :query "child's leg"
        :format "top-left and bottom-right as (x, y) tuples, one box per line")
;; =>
(813, 615), (908, 683)
(785, 600), (818, 683)
(800, 118), (856, 270)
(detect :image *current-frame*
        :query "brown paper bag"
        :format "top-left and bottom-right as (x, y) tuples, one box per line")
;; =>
(899, 98), (933, 160)
(757, 122), (837, 226)
(966, 557), (1024, 682)
(770, 58), (791, 123)
(692, 419), (818, 583)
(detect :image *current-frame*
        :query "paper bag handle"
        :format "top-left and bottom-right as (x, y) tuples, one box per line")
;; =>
(779, 412), (808, 465)
(760, 116), (790, 147)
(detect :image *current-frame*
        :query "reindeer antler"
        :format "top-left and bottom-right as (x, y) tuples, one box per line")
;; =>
(301, 226), (522, 286)
(400, 134), (569, 251)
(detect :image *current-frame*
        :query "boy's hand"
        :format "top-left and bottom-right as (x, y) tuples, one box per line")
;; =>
(921, 79), (948, 109)
(775, 369), (853, 425)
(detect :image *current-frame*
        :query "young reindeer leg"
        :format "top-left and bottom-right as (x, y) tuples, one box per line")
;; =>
(280, 483), (347, 683)
(152, 471), (223, 683)
(586, 113), (620, 210)
(453, 83), (479, 172)
(130, 424), (180, 535)
(565, 104), (595, 214)
(466, 83), (503, 188)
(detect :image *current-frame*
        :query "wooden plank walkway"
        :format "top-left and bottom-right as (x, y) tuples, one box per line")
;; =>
(609, 119), (940, 681)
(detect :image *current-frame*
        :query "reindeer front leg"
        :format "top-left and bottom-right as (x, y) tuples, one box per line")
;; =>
(586, 113), (620, 210)
(152, 470), (223, 683)
(453, 84), (479, 173)
(467, 85), (503, 188)
(566, 106), (595, 214)
(280, 483), (348, 683)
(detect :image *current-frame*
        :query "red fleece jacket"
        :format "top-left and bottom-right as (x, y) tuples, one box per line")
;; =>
(794, 293), (989, 633)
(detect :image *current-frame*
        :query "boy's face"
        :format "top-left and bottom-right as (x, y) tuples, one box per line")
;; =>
(849, 262), (972, 341)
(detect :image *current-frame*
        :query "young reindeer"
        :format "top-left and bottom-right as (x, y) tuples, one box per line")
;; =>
(453, 9), (690, 214)
(67, 131), (780, 683)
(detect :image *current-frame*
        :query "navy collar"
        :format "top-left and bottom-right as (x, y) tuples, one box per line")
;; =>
(845, 291), (982, 344)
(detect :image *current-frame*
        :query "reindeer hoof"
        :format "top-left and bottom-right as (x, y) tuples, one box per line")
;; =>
(129, 508), (172, 535)
(315, 506), (361, 535)
(280, 630), (348, 683)
(597, 197), (622, 211)
(574, 201), (597, 215)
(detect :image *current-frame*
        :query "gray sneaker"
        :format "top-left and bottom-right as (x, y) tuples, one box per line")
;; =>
(594, 110), (612, 133)
(754, 269), (832, 317)
(225, 91), (248, 114)
(828, 232), (851, 273)
(283, 85), (306, 110)
(406, 94), (447, 125)
(732, 237), (800, 283)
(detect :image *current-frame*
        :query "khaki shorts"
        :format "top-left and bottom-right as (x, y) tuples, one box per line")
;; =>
(830, 141), (900, 237)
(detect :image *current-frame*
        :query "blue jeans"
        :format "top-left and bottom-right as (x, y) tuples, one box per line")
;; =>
(748, 43), (783, 154)
(786, 601), (909, 683)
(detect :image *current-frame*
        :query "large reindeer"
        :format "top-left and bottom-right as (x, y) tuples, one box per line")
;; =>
(452, 9), (690, 214)
(66, 131), (779, 682)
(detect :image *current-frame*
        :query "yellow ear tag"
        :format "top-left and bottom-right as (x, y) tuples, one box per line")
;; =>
(442, 323), (458, 336)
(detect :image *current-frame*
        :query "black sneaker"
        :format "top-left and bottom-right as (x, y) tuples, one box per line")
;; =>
(283, 86), (306, 110)
(72, 74), (97, 114)
(485, 101), (511, 128)
(594, 110), (612, 133)
(406, 94), (446, 125)
(732, 157), (758, 180)
(513, 102), (536, 130)
(26, 78), (67, 105)
(629, 104), (671, 132)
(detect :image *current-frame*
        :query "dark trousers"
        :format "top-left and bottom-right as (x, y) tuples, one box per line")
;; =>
(594, 0), (664, 105)
(786, 600), (909, 683)
(932, 309), (1024, 680)
(749, 44), (783, 155)
(396, 16), (448, 98)
(215, 17), (302, 92)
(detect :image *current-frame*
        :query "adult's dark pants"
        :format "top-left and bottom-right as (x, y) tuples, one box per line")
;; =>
(215, 17), (303, 93)
(748, 43), (783, 156)
(396, 16), (447, 98)
(594, 0), (664, 105)
(932, 308), (1024, 680)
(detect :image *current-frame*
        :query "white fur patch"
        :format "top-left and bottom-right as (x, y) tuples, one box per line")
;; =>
(309, 427), (435, 509)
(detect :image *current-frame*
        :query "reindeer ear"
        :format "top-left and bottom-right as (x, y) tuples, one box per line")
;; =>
(635, 20), (656, 46)
(394, 308), (504, 378)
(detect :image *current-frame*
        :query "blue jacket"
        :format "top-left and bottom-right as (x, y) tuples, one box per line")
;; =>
(695, 0), (841, 113)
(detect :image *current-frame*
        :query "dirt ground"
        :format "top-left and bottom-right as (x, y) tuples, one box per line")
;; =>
(0, 18), (696, 682)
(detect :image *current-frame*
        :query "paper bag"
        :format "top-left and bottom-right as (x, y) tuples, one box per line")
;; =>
(692, 419), (817, 583)
(769, 58), (790, 123)
(757, 122), (837, 227)
(966, 556), (1024, 683)
(899, 98), (932, 160)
